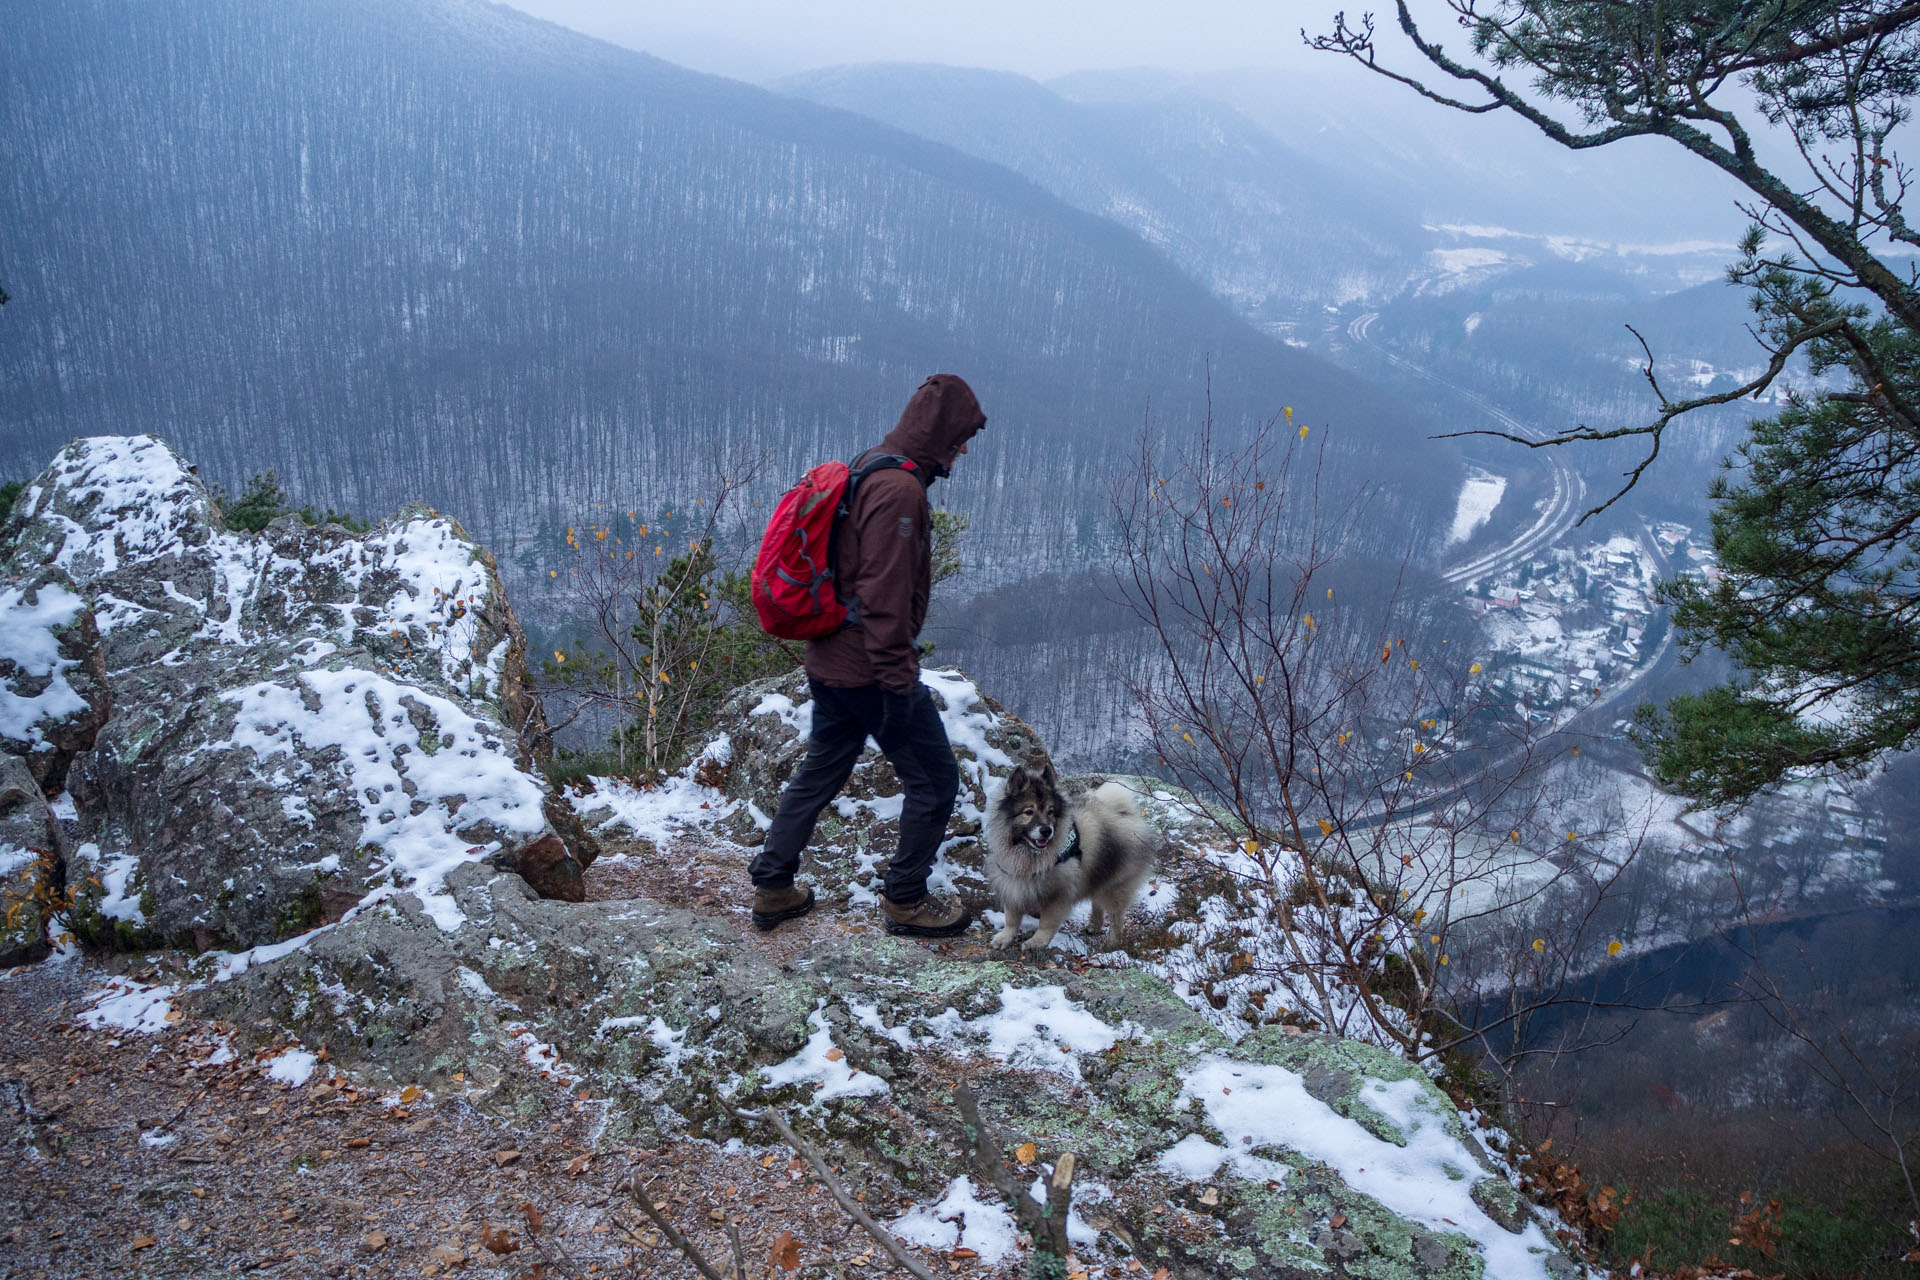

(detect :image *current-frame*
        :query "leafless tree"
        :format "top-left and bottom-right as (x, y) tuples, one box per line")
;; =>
(1110, 409), (1682, 1070)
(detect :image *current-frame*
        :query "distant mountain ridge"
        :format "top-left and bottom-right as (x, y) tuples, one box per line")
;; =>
(0, 0), (1456, 585)
(774, 63), (1419, 316)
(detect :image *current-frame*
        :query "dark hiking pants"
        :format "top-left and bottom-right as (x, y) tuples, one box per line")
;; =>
(748, 679), (960, 905)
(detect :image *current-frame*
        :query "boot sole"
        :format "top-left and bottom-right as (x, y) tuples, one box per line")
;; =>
(751, 887), (816, 932)
(882, 912), (973, 939)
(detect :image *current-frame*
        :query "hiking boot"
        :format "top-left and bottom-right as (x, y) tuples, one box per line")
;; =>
(751, 883), (816, 932)
(881, 894), (972, 939)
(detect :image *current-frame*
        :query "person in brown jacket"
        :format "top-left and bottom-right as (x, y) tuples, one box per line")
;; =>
(749, 374), (986, 936)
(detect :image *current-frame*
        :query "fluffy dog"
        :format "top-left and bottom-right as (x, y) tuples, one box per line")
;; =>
(984, 758), (1157, 952)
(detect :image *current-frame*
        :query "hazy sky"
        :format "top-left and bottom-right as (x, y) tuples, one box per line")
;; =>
(498, 0), (1328, 82)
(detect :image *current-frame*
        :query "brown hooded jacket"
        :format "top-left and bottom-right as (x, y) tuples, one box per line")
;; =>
(804, 374), (986, 693)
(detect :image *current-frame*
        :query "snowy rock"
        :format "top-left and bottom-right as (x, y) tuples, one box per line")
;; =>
(0, 752), (68, 966)
(0, 569), (111, 792)
(2, 435), (591, 949)
(187, 881), (1574, 1280)
(710, 665), (1046, 843)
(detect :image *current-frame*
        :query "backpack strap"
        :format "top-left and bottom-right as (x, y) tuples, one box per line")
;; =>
(830, 453), (917, 625)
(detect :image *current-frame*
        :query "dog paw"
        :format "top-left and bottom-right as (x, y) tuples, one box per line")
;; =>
(989, 928), (1019, 949)
(1021, 934), (1055, 953)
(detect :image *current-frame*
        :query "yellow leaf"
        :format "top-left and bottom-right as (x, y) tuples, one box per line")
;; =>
(1299, 425), (1309, 439)
(1254, 675), (1264, 684)
(1414, 743), (1426, 754)
(1317, 819), (1332, 837)
(549, 570), (557, 578)
(1566, 831), (1577, 841)
(1608, 940), (1623, 957)
(1182, 732), (1193, 743)
(659, 672), (671, 683)
(1469, 662), (1482, 674)
(400, 1085), (423, 1104)
(1015, 1142), (1037, 1165)
(1242, 839), (1259, 855)
(1326, 587), (1334, 598)
(553, 651), (566, 663)
(1440, 953), (1449, 965)
(1532, 939), (1545, 954)
(1430, 934), (1440, 944)
(1303, 613), (1314, 628)
(1409, 659), (1419, 670)
(1403, 771), (1412, 781)
(1413, 908), (1426, 922)
(1510, 830), (1520, 843)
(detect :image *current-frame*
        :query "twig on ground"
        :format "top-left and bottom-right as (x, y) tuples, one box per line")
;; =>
(724, 1098), (941, 1280)
(630, 1172), (731, 1280)
(725, 1218), (749, 1280)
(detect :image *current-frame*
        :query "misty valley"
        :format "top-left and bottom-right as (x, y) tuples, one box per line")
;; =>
(4, 3), (1919, 1279)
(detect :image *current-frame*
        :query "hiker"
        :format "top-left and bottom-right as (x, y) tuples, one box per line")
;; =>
(748, 374), (987, 937)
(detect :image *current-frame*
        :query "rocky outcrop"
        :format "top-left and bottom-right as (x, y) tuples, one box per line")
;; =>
(0, 568), (111, 793)
(711, 664), (1046, 837)
(0, 753), (67, 966)
(180, 865), (1566, 1280)
(1, 435), (592, 949)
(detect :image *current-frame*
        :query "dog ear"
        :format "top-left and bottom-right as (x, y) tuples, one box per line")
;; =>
(1036, 756), (1058, 789)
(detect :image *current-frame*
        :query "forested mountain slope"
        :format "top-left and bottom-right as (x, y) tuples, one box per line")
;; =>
(0, 0), (1454, 582)
(774, 63), (1418, 315)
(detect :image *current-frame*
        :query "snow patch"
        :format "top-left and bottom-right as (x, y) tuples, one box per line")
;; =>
(891, 1176), (1019, 1264)
(1449, 470), (1508, 545)
(0, 580), (89, 745)
(223, 668), (548, 930)
(760, 1008), (889, 1102)
(1169, 1057), (1559, 1280)
(266, 1047), (320, 1086)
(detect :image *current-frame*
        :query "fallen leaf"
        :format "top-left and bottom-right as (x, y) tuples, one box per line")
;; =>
(399, 1085), (424, 1104)
(426, 1243), (467, 1268)
(565, 1154), (592, 1176)
(1330, 1213), (1347, 1229)
(493, 1149), (520, 1167)
(950, 1247), (980, 1260)
(480, 1224), (520, 1256)
(362, 1230), (391, 1252)
(1154, 1270), (1172, 1280)
(1199, 1187), (1219, 1206)
(770, 1228), (803, 1271)
(131, 1235), (158, 1251)
(521, 1203), (544, 1235)
(1014, 1142), (1037, 1166)
(823, 1047), (845, 1063)
(345, 1137), (371, 1150)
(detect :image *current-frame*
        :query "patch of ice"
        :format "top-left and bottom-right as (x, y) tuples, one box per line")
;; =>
(890, 1176), (1018, 1264)
(267, 1047), (320, 1086)
(761, 1008), (889, 1102)
(47, 793), (77, 822)
(140, 1129), (178, 1149)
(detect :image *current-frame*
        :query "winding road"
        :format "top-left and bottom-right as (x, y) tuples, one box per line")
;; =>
(1346, 311), (1587, 587)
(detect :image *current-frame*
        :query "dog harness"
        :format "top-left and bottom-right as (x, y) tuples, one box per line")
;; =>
(1054, 819), (1082, 866)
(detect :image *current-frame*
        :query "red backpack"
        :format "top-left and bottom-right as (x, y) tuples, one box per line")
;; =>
(751, 454), (915, 639)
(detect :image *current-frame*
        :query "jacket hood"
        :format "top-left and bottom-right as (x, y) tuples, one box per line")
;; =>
(879, 374), (986, 480)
